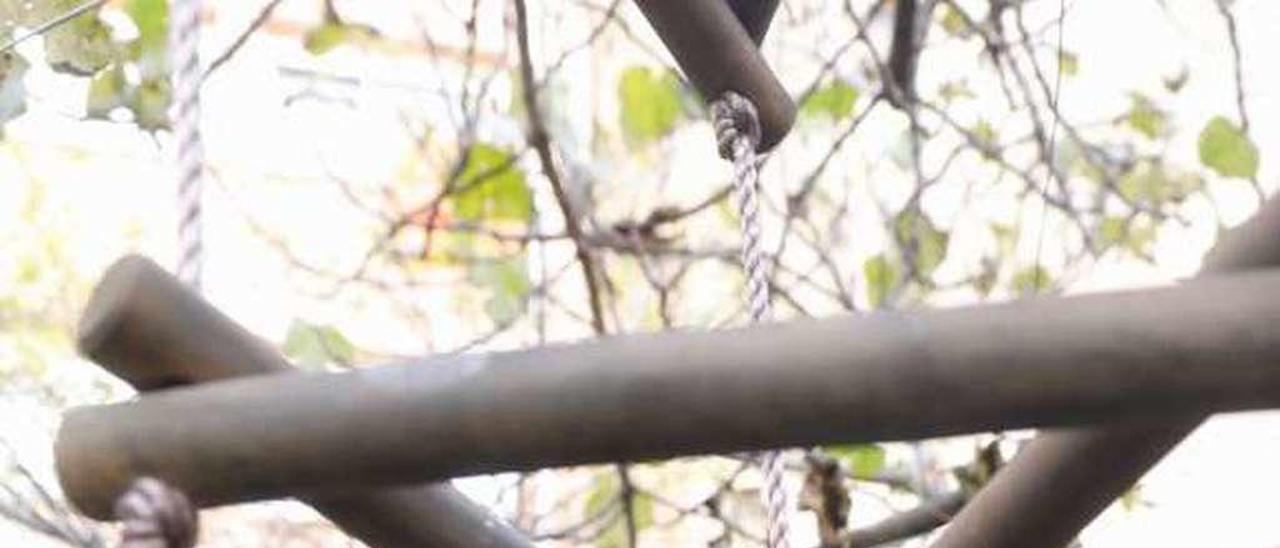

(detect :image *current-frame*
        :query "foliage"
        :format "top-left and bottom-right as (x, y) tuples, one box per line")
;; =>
(801, 79), (859, 121)
(1010, 266), (1052, 296)
(469, 257), (531, 325)
(452, 144), (532, 222)
(893, 209), (949, 278)
(1124, 93), (1167, 139)
(1099, 216), (1157, 258)
(1117, 161), (1203, 207)
(863, 254), (898, 309)
(583, 472), (654, 548)
(824, 444), (887, 478)
(283, 320), (355, 368)
(617, 66), (682, 147)
(1198, 116), (1259, 179)
(304, 21), (378, 55)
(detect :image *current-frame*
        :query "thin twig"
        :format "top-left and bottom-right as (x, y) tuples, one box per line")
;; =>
(0, 0), (106, 53)
(514, 0), (607, 336)
(203, 0), (287, 80)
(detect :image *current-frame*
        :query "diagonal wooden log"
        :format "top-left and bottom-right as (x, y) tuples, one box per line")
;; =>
(56, 267), (1280, 518)
(634, 0), (795, 151)
(932, 199), (1280, 548)
(725, 0), (781, 45)
(844, 491), (967, 547)
(73, 255), (532, 548)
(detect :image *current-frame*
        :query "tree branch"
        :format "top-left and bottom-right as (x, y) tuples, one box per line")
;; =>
(513, 0), (607, 336)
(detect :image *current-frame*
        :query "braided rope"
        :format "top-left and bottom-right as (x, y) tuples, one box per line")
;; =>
(115, 478), (198, 548)
(170, 0), (204, 290)
(712, 91), (790, 548)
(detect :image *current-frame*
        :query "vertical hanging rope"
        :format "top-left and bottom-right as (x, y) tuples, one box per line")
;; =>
(170, 0), (205, 290)
(712, 91), (790, 548)
(115, 478), (198, 548)
(111, 2), (205, 545)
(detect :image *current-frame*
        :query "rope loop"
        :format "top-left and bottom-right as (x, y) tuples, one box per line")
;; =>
(115, 477), (198, 548)
(711, 91), (762, 160)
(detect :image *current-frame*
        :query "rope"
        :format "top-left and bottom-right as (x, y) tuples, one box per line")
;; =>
(110, 3), (205, 545)
(712, 91), (791, 548)
(115, 478), (198, 548)
(170, 0), (205, 291)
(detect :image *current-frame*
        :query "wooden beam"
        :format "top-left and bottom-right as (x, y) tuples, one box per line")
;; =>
(56, 268), (1280, 517)
(74, 256), (531, 548)
(634, 0), (795, 150)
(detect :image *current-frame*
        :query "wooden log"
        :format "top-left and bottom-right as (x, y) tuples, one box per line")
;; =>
(634, 0), (795, 150)
(72, 255), (531, 547)
(56, 268), (1280, 516)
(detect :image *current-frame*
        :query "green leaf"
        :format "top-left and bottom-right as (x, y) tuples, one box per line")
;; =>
(469, 257), (531, 324)
(1098, 217), (1127, 248)
(304, 23), (350, 55)
(894, 210), (949, 277)
(1099, 216), (1157, 258)
(1198, 116), (1259, 179)
(971, 119), (998, 158)
(632, 492), (654, 531)
(800, 79), (859, 121)
(453, 144), (531, 222)
(39, 2), (114, 76)
(130, 76), (171, 130)
(86, 65), (126, 119)
(126, 0), (167, 51)
(1124, 93), (1166, 139)
(1010, 266), (1052, 296)
(584, 473), (617, 521)
(1058, 50), (1079, 77)
(125, 0), (168, 77)
(939, 5), (969, 37)
(0, 50), (30, 126)
(826, 444), (886, 478)
(939, 80), (975, 103)
(1117, 161), (1203, 206)
(283, 320), (355, 368)
(617, 66), (682, 146)
(863, 254), (898, 309)
(582, 473), (653, 548)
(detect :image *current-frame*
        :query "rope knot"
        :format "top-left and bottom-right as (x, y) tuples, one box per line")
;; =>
(115, 477), (198, 548)
(711, 91), (762, 160)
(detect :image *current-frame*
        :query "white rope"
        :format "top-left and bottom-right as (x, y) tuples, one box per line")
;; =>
(114, 478), (198, 548)
(170, 0), (204, 291)
(712, 91), (791, 548)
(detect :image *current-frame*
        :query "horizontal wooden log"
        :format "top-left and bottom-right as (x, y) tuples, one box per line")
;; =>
(634, 0), (795, 150)
(57, 270), (1280, 516)
(72, 255), (532, 547)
